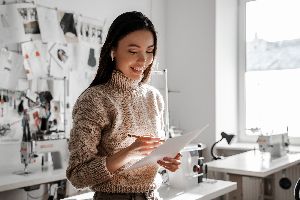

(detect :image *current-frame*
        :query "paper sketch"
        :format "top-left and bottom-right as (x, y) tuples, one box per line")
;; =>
(77, 42), (100, 69)
(127, 124), (209, 170)
(49, 43), (73, 74)
(67, 43), (99, 108)
(57, 11), (78, 43)
(0, 48), (24, 90)
(77, 15), (104, 45)
(37, 6), (65, 43)
(16, 3), (41, 41)
(0, 4), (27, 44)
(21, 40), (48, 80)
(18, 6), (40, 34)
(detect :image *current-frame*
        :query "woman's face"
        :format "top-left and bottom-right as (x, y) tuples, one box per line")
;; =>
(113, 30), (154, 80)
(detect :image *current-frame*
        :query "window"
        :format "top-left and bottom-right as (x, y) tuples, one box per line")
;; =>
(239, 0), (300, 143)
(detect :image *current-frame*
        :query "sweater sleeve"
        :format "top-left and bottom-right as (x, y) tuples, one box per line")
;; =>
(66, 91), (113, 189)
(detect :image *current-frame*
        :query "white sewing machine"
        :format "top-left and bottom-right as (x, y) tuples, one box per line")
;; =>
(20, 139), (68, 174)
(256, 133), (289, 159)
(166, 143), (207, 189)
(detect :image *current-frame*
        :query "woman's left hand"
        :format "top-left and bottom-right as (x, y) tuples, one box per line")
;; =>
(157, 153), (181, 172)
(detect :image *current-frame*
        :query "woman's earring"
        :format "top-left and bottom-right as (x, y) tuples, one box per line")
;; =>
(110, 51), (114, 61)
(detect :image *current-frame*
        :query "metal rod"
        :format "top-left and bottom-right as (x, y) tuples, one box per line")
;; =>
(152, 69), (170, 138)
(164, 69), (170, 138)
(63, 76), (67, 138)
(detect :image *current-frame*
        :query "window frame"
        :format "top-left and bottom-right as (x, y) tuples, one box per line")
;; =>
(238, 0), (300, 145)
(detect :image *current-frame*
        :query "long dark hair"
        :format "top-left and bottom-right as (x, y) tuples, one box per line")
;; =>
(89, 11), (157, 88)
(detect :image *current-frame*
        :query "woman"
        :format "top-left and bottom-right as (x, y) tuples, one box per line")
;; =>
(66, 11), (181, 200)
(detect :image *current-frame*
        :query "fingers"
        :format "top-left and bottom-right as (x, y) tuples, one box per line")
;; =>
(137, 135), (164, 143)
(135, 139), (163, 149)
(157, 156), (182, 172)
(133, 135), (163, 150)
(162, 157), (181, 165)
(128, 135), (164, 158)
(157, 160), (180, 172)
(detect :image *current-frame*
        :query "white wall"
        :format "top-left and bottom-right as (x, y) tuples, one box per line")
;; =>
(150, 0), (167, 69)
(165, 0), (238, 159)
(166, 0), (217, 156)
(215, 0), (238, 138)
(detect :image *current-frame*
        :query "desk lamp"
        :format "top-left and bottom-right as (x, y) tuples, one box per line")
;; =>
(211, 132), (234, 160)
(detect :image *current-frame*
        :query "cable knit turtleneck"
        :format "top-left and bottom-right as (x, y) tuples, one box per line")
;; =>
(66, 70), (165, 193)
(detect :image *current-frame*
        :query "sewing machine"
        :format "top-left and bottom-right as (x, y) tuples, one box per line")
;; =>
(19, 110), (67, 174)
(256, 133), (289, 159)
(20, 139), (68, 174)
(166, 143), (207, 189)
(18, 91), (68, 174)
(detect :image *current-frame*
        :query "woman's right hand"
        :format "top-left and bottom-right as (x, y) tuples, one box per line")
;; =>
(106, 135), (163, 173)
(127, 135), (164, 159)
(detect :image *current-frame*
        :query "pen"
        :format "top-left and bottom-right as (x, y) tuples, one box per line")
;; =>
(128, 134), (165, 142)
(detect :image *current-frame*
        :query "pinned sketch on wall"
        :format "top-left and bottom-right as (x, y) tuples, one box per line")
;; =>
(68, 42), (99, 107)
(71, 15), (104, 70)
(37, 6), (65, 43)
(17, 4), (40, 39)
(0, 48), (24, 90)
(21, 41), (49, 93)
(0, 4), (27, 44)
(75, 41), (100, 70)
(49, 43), (73, 73)
(77, 15), (104, 45)
(21, 40), (48, 80)
(57, 11), (78, 43)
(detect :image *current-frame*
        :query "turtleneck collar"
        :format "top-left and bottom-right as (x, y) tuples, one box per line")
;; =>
(106, 70), (142, 92)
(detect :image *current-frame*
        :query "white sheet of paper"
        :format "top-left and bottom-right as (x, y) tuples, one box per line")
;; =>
(76, 15), (105, 45)
(127, 124), (209, 170)
(16, 3), (41, 41)
(0, 4), (27, 44)
(0, 49), (24, 90)
(37, 6), (65, 43)
(49, 43), (73, 76)
(57, 11), (78, 43)
(21, 40), (48, 80)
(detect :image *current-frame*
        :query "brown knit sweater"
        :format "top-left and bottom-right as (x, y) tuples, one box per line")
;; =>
(66, 70), (165, 193)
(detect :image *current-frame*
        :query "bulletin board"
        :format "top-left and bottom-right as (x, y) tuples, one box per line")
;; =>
(0, 1), (106, 143)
